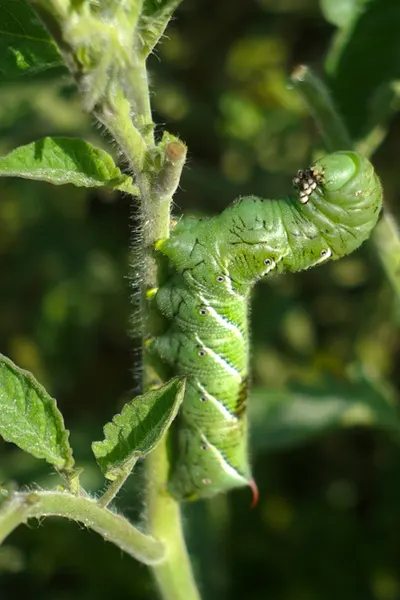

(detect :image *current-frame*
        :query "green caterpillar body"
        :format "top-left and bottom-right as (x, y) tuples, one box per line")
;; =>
(151, 151), (382, 502)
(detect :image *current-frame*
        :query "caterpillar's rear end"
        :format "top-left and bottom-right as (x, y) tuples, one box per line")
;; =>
(151, 151), (383, 503)
(152, 220), (255, 501)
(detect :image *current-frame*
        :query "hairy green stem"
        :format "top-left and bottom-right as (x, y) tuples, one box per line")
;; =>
(291, 65), (352, 152)
(23, 3), (200, 597)
(291, 65), (400, 299)
(153, 141), (188, 203)
(140, 140), (200, 600)
(0, 491), (164, 564)
(94, 82), (198, 600)
(146, 441), (201, 600)
(93, 87), (148, 181)
(0, 495), (33, 546)
(126, 62), (155, 146)
(142, 140), (188, 287)
(97, 458), (138, 508)
(86, 15), (195, 592)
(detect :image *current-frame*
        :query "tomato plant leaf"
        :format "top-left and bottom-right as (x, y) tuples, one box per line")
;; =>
(92, 378), (185, 480)
(0, 354), (74, 470)
(0, 137), (138, 194)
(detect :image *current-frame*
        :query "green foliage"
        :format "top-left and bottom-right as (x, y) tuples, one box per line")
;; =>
(0, 354), (74, 470)
(139, 0), (184, 56)
(92, 378), (185, 480)
(0, 0), (63, 80)
(0, 137), (138, 192)
(326, 0), (400, 138)
(0, 0), (400, 599)
(251, 375), (400, 451)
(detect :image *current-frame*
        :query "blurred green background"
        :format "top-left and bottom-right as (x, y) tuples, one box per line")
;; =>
(2, 0), (400, 598)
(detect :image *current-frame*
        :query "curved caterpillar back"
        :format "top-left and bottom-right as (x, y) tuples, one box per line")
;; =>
(151, 151), (382, 503)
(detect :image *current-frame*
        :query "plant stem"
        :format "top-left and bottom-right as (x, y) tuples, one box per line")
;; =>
(291, 65), (400, 299)
(146, 440), (201, 600)
(95, 38), (195, 596)
(97, 458), (137, 508)
(143, 140), (188, 286)
(94, 87), (148, 180)
(126, 62), (155, 146)
(0, 495), (33, 546)
(0, 491), (164, 565)
(94, 95), (198, 596)
(25, 3), (199, 596)
(372, 213), (400, 299)
(83, 33), (196, 599)
(140, 140), (200, 600)
(291, 64), (352, 152)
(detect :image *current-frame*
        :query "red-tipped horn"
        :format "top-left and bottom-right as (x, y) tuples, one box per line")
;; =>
(249, 478), (259, 509)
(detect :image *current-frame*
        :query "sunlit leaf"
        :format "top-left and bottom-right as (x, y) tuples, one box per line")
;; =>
(92, 378), (185, 480)
(0, 137), (138, 193)
(0, 0), (63, 80)
(0, 354), (74, 470)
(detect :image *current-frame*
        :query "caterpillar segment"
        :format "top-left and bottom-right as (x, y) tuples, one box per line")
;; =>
(151, 151), (382, 502)
(152, 289), (253, 501)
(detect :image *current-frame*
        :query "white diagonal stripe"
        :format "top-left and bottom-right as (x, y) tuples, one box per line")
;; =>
(198, 294), (244, 340)
(222, 269), (246, 300)
(196, 382), (237, 422)
(195, 334), (241, 380)
(200, 432), (248, 484)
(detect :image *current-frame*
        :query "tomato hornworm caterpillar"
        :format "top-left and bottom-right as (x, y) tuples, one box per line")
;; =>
(150, 151), (382, 503)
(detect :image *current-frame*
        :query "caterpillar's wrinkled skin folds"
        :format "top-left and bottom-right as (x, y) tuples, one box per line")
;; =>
(150, 151), (382, 502)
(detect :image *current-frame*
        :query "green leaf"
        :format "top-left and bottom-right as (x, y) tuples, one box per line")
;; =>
(0, 0), (64, 80)
(250, 375), (400, 452)
(0, 354), (74, 470)
(0, 137), (138, 193)
(139, 0), (183, 56)
(326, 0), (400, 139)
(92, 378), (186, 480)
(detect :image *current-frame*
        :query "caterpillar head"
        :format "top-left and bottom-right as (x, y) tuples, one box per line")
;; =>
(297, 151), (383, 261)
